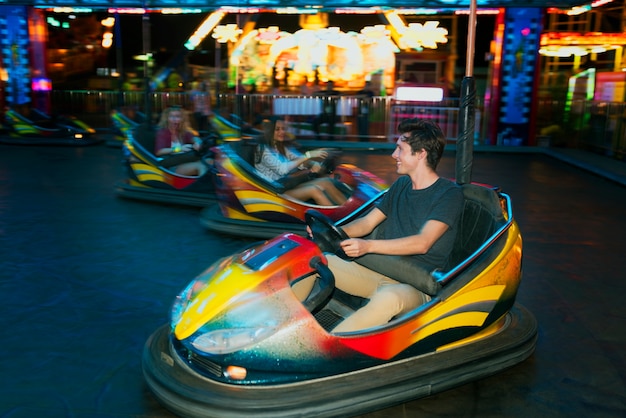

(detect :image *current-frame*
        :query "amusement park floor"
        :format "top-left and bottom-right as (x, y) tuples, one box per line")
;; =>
(1, 139), (625, 418)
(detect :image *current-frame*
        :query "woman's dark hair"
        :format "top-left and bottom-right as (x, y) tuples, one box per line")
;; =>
(397, 118), (446, 170)
(255, 116), (287, 163)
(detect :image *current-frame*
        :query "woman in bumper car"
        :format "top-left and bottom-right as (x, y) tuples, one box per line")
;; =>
(254, 117), (347, 206)
(155, 106), (209, 176)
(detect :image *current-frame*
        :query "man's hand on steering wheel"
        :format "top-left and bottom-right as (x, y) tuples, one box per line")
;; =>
(305, 210), (353, 260)
(339, 238), (370, 259)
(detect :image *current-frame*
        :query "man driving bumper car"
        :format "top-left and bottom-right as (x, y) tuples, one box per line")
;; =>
(300, 118), (463, 332)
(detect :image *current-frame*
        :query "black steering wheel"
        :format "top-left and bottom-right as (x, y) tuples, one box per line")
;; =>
(196, 133), (219, 157)
(305, 209), (352, 260)
(314, 149), (340, 175)
(300, 256), (335, 313)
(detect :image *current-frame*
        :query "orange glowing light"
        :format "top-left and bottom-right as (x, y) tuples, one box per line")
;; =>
(213, 24), (243, 44)
(401, 21), (448, 50)
(225, 365), (247, 380)
(185, 11), (226, 50)
(102, 32), (113, 48)
(359, 25), (391, 45)
(539, 31), (626, 56)
(384, 11), (447, 51)
(100, 17), (115, 27)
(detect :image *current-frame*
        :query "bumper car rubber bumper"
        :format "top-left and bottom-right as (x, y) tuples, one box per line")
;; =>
(142, 303), (537, 418)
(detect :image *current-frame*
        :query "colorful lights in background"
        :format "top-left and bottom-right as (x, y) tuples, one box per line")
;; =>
(0, 7), (31, 105)
(395, 86), (444, 101)
(540, 32), (626, 58)
(184, 10), (449, 90)
(185, 11), (226, 50)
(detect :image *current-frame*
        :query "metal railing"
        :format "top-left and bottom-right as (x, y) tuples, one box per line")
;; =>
(50, 90), (481, 143)
(48, 89), (626, 159)
(535, 97), (626, 159)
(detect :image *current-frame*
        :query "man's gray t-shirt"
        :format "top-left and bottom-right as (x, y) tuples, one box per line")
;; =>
(375, 176), (463, 270)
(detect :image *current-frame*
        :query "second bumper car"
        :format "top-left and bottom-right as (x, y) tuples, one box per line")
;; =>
(209, 112), (262, 141)
(0, 107), (102, 146)
(115, 124), (218, 207)
(200, 140), (388, 238)
(107, 107), (146, 147)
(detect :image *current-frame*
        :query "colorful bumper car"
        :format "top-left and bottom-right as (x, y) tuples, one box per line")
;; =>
(107, 107), (146, 147)
(115, 124), (218, 207)
(143, 183), (537, 418)
(0, 107), (102, 146)
(200, 140), (388, 238)
(209, 112), (263, 141)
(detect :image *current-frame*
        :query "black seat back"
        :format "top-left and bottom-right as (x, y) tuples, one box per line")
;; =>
(225, 140), (286, 194)
(445, 184), (505, 271)
(132, 123), (157, 155)
(233, 138), (258, 166)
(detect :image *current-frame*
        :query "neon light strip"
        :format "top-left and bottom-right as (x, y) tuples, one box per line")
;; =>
(185, 11), (227, 51)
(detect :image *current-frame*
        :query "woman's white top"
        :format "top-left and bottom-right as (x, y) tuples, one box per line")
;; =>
(255, 146), (304, 181)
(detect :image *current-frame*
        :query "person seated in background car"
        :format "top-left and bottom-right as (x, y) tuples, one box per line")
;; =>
(154, 106), (208, 176)
(255, 116), (347, 206)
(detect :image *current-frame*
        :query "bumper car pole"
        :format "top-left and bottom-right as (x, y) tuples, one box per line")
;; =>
(456, 0), (477, 186)
(142, 13), (153, 127)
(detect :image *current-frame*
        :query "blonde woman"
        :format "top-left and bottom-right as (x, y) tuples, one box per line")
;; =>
(154, 106), (207, 176)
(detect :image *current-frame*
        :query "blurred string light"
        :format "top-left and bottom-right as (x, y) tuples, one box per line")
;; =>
(230, 30), (258, 66)
(107, 8), (145, 14)
(396, 8), (438, 15)
(212, 24), (243, 43)
(262, 26), (363, 80)
(403, 22), (448, 50)
(539, 32), (626, 57)
(565, 6), (591, 15)
(50, 7), (92, 13)
(100, 17), (115, 49)
(335, 8), (380, 14)
(257, 26), (282, 44)
(227, 22), (398, 84)
(182, 7), (448, 87)
(101, 17), (115, 27)
(161, 8), (203, 14)
(184, 10), (227, 50)
(384, 11), (448, 51)
(184, 8), (448, 53)
(102, 8), (203, 14)
(276, 7), (320, 14)
(455, 9), (500, 15)
(359, 25), (394, 46)
(46, 17), (61, 27)
(539, 46), (590, 57)
(547, 0), (614, 15)
(102, 32), (113, 48)
(221, 6), (261, 14)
